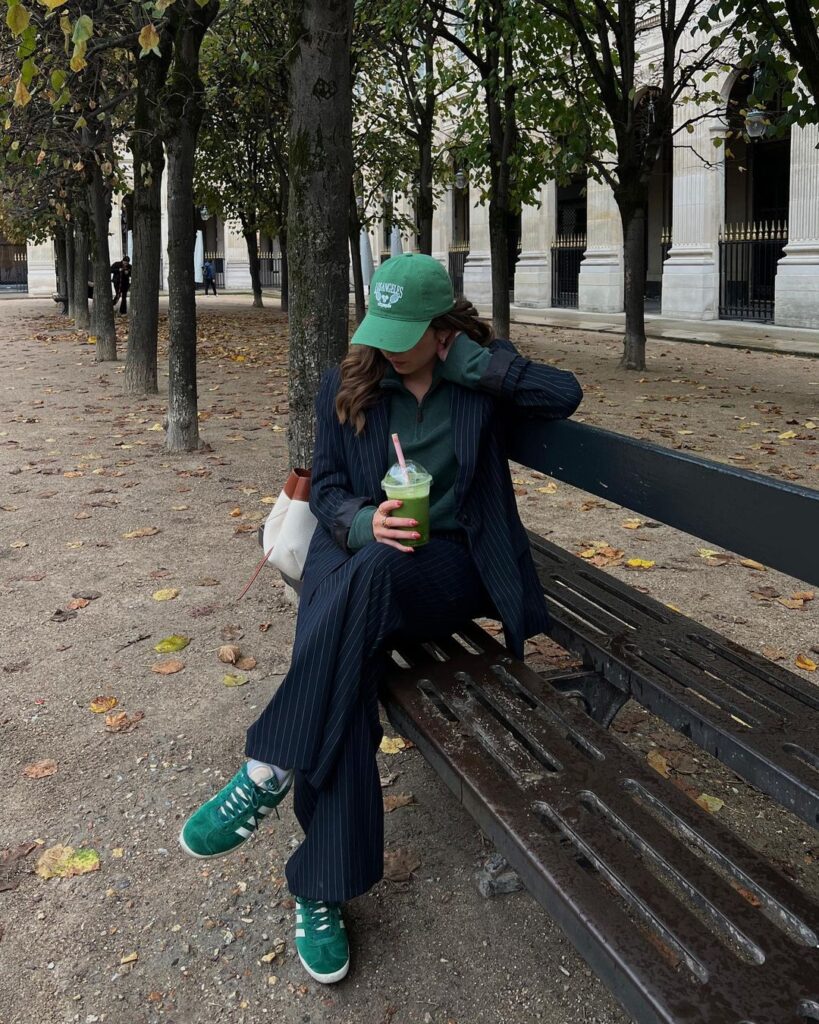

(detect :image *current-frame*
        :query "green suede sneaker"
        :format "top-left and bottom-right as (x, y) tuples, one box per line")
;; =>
(294, 898), (350, 984)
(178, 762), (293, 859)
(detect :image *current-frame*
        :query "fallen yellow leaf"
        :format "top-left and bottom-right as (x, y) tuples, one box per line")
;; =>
(536, 482), (558, 494)
(380, 736), (408, 755)
(696, 794), (725, 814)
(36, 845), (100, 880)
(795, 653), (817, 672)
(223, 673), (248, 687)
(120, 951), (139, 965)
(152, 588), (179, 601)
(778, 430), (797, 440)
(739, 558), (766, 571)
(154, 635), (190, 653)
(89, 695), (118, 713)
(626, 558), (655, 569)
(622, 518), (642, 529)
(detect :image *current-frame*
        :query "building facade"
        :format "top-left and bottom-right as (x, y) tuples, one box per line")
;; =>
(19, 46), (819, 332)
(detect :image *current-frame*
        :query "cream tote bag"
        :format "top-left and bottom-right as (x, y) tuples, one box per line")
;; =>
(261, 468), (317, 581)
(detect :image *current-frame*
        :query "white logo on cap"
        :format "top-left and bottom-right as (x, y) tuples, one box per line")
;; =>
(373, 281), (403, 309)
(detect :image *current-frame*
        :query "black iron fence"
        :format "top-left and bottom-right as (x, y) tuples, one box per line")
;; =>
(550, 235), (585, 308)
(258, 253), (282, 288)
(203, 250), (225, 290)
(0, 244), (27, 292)
(448, 242), (469, 299)
(719, 221), (787, 323)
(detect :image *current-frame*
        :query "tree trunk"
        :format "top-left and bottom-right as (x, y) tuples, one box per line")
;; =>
(162, 2), (217, 452)
(65, 221), (76, 317)
(488, 194), (511, 338)
(88, 164), (117, 361)
(241, 214), (263, 307)
(165, 128), (200, 451)
(125, 42), (170, 394)
(287, 0), (354, 468)
(54, 225), (68, 313)
(619, 200), (648, 371)
(417, 126), (434, 256)
(349, 186), (365, 323)
(72, 208), (91, 330)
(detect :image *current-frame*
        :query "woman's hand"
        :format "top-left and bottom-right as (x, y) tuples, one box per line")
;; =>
(373, 499), (419, 552)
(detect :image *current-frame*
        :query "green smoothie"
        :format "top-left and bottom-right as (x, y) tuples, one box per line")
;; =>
(382, 462), (432, 548)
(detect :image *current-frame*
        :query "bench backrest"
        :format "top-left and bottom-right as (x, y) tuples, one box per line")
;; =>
(508, 419), (819, 587)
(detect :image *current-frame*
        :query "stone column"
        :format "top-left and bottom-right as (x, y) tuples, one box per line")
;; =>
(224, 217), (252, 291)
(109, 193), (125, 262)
(661, 104), (723, 320)
(578, 173), (623, 312)
(514, 182), (555, 306)
(26, 238), (56, 296)
(775, 122), (819, 328)
(462, 197), (491, 305)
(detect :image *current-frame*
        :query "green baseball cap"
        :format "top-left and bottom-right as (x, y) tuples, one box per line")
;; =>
(351, 252), (455, 353)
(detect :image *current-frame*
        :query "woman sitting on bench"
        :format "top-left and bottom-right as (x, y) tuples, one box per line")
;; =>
(179, 253), (583, 984)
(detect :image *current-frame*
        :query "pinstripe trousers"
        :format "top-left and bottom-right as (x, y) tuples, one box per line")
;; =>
(245, 535), (492, 903)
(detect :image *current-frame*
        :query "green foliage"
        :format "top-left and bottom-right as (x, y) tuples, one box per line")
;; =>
(194, 0), (289, 238)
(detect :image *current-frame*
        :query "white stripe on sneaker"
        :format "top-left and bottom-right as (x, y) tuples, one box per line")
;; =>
(235, 826), (252, 839)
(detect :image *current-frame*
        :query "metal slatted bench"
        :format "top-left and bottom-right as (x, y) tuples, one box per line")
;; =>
(381, 418), (819, 1024)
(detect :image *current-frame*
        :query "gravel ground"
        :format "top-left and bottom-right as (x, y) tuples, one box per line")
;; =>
(0, 298), (816, 1024)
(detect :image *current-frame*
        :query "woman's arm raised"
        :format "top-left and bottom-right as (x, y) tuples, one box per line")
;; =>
(439, 334), (583, 420)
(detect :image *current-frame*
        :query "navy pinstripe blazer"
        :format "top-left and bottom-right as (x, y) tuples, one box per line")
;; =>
(302, 339), (583, 658)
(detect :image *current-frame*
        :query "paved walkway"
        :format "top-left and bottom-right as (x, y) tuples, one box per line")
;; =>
(484, 303), (819, 358)
(6, 289), (819, 357)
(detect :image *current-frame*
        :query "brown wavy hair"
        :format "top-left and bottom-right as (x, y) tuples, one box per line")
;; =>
(336, 297), (493, 434)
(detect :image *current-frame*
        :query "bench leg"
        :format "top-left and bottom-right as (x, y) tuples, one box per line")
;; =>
(545, 670), (629, 727)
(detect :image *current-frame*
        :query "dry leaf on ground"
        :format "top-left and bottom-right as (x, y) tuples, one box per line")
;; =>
(739, 559), (766, 571)
(646, 749), (671, 777)
(625, 558), (655, 569)
(152, 659), (185, 675)
(23, 759), (58, 779)
(383, 847), (421, 882)
(152, 588), (179, 602)
(235, 655), (257, 671)
(122, 526), (160, 539)
(761, 646), (786, 661)
(218, 644), (241, 664)
(220, 624), (244, 642)
(105, 710), (145, 733)
(65, 598), (90, 611)
(795, 654), (817, 672)
(384, 793), (415, 813)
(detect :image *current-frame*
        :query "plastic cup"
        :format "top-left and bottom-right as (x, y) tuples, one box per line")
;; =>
(381, 461), (432, 547)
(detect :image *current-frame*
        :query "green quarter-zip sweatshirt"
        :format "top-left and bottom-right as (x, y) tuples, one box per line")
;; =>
(347, 334), (492, 551)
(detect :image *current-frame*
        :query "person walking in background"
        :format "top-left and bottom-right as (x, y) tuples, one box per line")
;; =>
(110, 255), (131, 315)
(203, 259), (217, 296)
